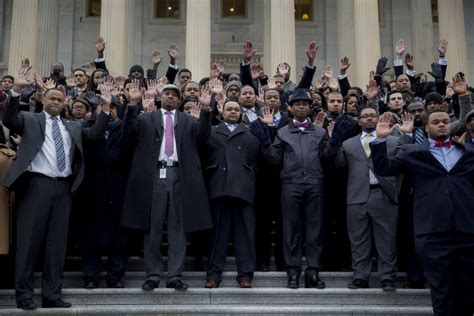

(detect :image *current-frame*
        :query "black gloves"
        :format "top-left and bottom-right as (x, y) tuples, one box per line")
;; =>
(376, 57), (390, 76)
(250, 121), (271, 147)
(330, 120), (353, 145)
(428, 63), (443, 81)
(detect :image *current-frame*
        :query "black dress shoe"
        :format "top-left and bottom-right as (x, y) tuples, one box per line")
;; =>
(382, 279), (396, 292)
(17, 298), (37, 310)
(142, 280), (159, 291)
(166, 279), (188, 291)
(287, 275), (299, 289)
(348, 278), (369, 289)
(42, 298), (72, 308)
(107, 279), (124, 288)
(305, 275), (325, 289)
(84, 280), (99, 289)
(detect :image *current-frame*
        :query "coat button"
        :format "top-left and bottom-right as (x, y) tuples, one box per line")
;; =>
(238, 146), (242, 150)
(155, 138), (159, 142)
(222, 167), (226, 171)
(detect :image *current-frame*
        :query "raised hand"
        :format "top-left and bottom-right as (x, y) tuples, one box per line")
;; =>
(404, 53), (415, 70)
(395, 39), (407, 58)
(83, 63), (94, 77)
(328, 78), (338, 91)
(167, 43), (178, 64)
(146, 79), (158, 97)
(45, 78), (56, 90)
(210, 62), (220, 79)
(257, 87), (265, 103)
(142, 91), (156, 112)
(215, 59), (225, 74)
(215, 91), (226, 114)
(189, 103), (202, 119)
(243, 40), (256, 62)
(267, 77), (277, 89)
(277, 63), (289, 77)
(376, 112), (398, 139)
(156, 76), (168, 96)
(376, 57), (390, 76)
(209, 78), (223, 95)
(260, 106), (274, 125)
(452, 72), (468, 95)
(128, 79), (142, 105)
(438, 38), (448, 57)
(305, 41), (318, 65)
(313, 111), (326, 128)
(339, 57), (351, 75)
(445, 83), (455, 99)
(250, 63), (263, 80)
(199, 85), (212, 109)
(98, 83), (112, 105)
(327, 121), (335, 138)
(96, 36), (105, 57)
(152, 50), (162, 66)
(366, 78), (378, 100)
(399, 112), (414, 134)
(33, 72), (45, 92)
(323, 64), (333, 80)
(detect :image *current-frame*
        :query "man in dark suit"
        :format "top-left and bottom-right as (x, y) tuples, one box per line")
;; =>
(121, 84), (212, 291)
(371, 110), (474, 316)
(253, 89), (291, 271)
(2, 75), (110, 310)
(335, 107), (403, 291)
(203, 99), (261, 288)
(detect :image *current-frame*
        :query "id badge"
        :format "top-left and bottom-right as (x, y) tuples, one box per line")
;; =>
(159, 168), (167, 179)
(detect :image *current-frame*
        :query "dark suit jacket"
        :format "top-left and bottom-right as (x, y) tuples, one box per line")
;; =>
(203, 122), (261, 205)
(121, 107), (212, 233)
(335, 134), (402, 204)
(1, 95), (109, 192)
(370, 140), (474, 235)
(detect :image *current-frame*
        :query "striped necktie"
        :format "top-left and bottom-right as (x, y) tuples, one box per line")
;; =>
(51, 116), (66, 172)
(415, 127), (425, 144)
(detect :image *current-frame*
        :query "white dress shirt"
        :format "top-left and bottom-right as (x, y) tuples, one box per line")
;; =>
(158, 108), (179, 162)
(28, 112), (72, 178)
(225, 122), (237, 132)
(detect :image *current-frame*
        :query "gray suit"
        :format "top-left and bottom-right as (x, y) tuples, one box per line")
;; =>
(335, 134), (402, 282)
(1, 95), (108, 303)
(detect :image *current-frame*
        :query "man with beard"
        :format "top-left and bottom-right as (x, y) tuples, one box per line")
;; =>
(371, 110), (474, 316)
(334, 108), (405, 291)
(203, 100), (261, 288)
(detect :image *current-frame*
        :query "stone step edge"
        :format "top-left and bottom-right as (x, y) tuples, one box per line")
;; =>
(0, 288), (430, 296)
(35, 271), (409, 278)
(0, 304), (434, 314)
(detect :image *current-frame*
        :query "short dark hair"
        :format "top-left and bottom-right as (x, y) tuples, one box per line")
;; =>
(358, 106), (379, 118)
(178, 68), (192, 77)
(44, 88), (64, 97)
(387, 89), (403, 101)
(72, 68), (87, 76)
(424, 109), (449, 125)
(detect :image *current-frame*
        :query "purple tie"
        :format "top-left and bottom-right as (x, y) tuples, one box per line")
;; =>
(165, 111), (174, 157)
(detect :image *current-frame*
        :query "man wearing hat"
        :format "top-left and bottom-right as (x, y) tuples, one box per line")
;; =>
(251, 88), (351, 289)
(458, 110), (474, 145)
(121, 84), (212, 291)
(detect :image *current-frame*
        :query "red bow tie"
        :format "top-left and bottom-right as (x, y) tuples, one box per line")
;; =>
(434, 140), (452, 149)
(294, 120), (309, 128)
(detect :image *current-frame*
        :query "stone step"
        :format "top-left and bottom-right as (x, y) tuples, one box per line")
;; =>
(0, 304), (434, 315)
(0, 288), (432, 308)
(33, 271), (411, 289)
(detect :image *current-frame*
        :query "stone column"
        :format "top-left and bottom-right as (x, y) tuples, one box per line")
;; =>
(337, 0), (354, 76)
(438, 0), (469, 81)
(353, 0), (380, 88)
(263, 0), (272, 76)
(410, 0), (434, 77)
(8, 0), (39, 74)
(99, 0), (135, 75)
(270, 0), (296, 82)
(36, 0), (60, 77)
(185, 0), (211, 82)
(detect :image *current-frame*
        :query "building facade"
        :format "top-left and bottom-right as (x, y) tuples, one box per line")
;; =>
(0, 0), (472, 87)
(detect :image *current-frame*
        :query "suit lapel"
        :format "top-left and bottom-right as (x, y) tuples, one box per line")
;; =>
(36, 112), (46, 139)
(420, 141), (447, 171)
(174, 111), (186, 157)
(151, 110), (163, 140)
(448, 141), (469, 173)
(216, 123), (231, 137)
(228, 123), (246, 140)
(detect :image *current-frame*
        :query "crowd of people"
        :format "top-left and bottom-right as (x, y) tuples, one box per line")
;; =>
(0, 35), (473, 316)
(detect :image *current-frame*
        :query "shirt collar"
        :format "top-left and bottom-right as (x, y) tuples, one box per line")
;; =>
(242, 107), (256, 113)
(274, 112), (281, 120)
(161, 108), (176, 115)
(361, 131), (376, 139)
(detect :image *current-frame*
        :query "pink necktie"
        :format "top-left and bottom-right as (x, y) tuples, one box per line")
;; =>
(165, 111), (174, 157)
